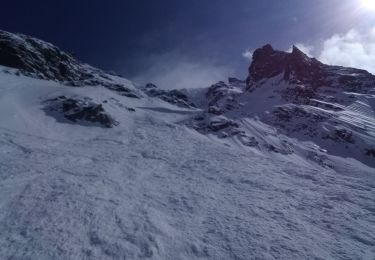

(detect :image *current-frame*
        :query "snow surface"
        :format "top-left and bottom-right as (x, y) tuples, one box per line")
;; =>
(0, 69), (374, 260)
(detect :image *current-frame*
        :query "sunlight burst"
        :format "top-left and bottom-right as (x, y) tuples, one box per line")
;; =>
(362, 0), (375, 10)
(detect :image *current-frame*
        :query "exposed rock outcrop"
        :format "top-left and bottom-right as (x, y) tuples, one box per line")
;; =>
(0, 30), (140, 97)
(247, 44), (375, 94)
(43, 96), (118, 128)
(141, 83), (196, 108)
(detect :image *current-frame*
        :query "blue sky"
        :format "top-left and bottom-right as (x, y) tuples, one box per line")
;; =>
(2, 0), (375, 88)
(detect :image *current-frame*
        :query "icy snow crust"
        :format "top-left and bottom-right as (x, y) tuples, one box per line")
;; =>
(0, 69), (374, 260)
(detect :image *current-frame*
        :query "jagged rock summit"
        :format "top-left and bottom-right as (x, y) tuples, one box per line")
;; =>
(247, 44), (374, 92)
(248, 44), (324, 84)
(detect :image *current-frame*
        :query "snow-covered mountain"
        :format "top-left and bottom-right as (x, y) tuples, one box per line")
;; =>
(183, 44), (375, 168)
(0, 30), (374, 260)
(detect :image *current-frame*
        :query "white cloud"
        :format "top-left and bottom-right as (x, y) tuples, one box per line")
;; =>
(132, 52), (234, 89)
(242, 49), (254, 61)
(317, 28), (375, 73)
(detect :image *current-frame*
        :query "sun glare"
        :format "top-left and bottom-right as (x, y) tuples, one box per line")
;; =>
(362, 0), (375, 10)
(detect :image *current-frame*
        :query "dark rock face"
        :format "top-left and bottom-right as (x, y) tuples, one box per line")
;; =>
(43, 96), (118, 128)
(207, 106), (223, 115)
(206, 81), (230, 106)
(0, 31), (80, 82)
(366, 149), (375, 157)
(248, 45), (326, 88)
(206, 81), (241, 112)
(142, 83), (195, 108)
(327, 129), (355, 144)
(332, 67), (375, 92)
(208, 117), (239, 131)
(248, 44), (289, 83)
(284, 46), (326, 87)
(247, 44), (375, 96)
(0, 30), (140, 98)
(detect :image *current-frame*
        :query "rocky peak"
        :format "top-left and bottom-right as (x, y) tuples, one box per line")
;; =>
(0, 30), (85, 82)
(285, 46), (326, 86)
(248, 44), (288, 83)
(290, 45), (305, 57)
(247, 44), (326, 88)
(0, 30), (140, 97)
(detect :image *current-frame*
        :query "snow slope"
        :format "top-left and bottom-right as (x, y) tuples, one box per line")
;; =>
(0, 66), (375, 260)
(0, 31), (375, 260)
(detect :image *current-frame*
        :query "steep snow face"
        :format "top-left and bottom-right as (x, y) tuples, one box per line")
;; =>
(0, 32), (374, 260)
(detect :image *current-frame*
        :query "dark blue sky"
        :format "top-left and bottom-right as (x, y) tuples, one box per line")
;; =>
(1, 0), (374, 88)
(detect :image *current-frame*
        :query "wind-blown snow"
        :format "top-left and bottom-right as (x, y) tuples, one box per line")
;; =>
(0, 69), (374, 260)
